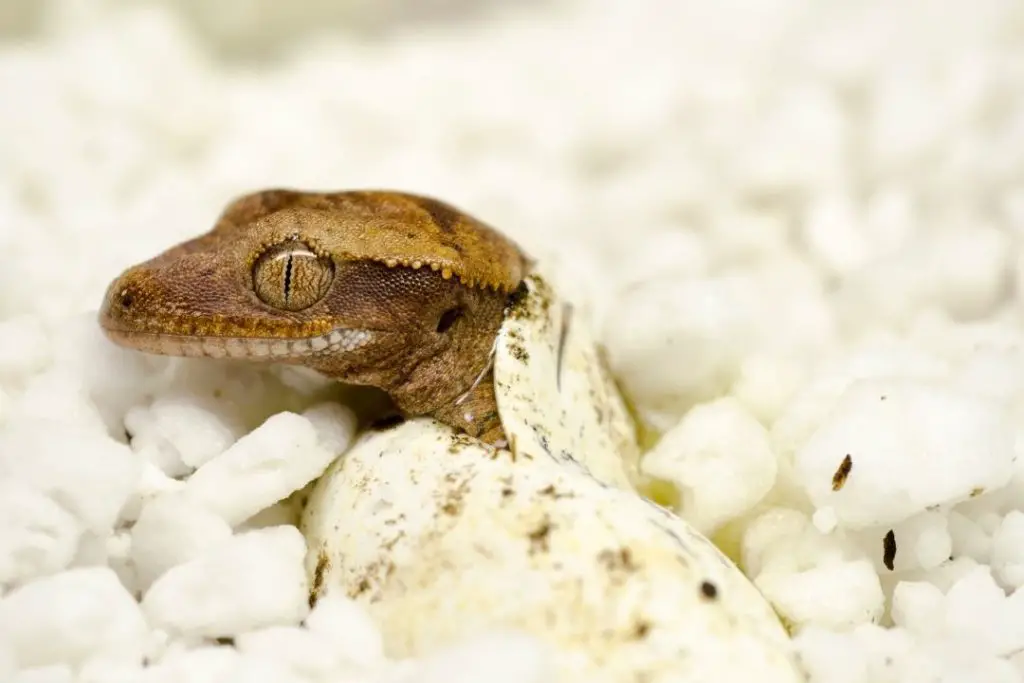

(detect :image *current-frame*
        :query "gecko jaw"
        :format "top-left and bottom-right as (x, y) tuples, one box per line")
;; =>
(101, 326), (372, 361)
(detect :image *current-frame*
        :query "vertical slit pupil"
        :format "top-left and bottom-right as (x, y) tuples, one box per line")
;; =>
(283, 253), (294, 303)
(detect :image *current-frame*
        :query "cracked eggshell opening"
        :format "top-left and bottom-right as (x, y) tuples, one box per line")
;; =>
(492, 273), (641, 490)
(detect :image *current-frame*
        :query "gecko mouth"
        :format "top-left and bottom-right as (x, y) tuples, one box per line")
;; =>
(101, 326), (372, 361)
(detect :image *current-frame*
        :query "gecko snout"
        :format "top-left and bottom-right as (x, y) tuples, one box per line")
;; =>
(98, 270), (141, 331)
(97, 264), (193, 337)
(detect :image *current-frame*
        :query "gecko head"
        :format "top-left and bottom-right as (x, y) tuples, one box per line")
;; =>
(99, 189), (530, 411)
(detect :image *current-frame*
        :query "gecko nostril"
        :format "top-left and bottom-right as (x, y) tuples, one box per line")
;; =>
(436, 307), (463, 334)
(119, 288), (135, 309)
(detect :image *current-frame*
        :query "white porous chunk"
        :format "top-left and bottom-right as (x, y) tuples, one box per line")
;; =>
(0, 481), (82, 587)
(927, 226), (1012, 320)
(811, 507), (838, 534)
(755, 559), (885, 630)
(183, 411), (340, 526)
(742, 508), (884, 629)
(610, 226), (710, 290)
(0, 418), (141, 533)
(0, 567), (148, 668)
(801, 193), (870, 277)
(943, 566), (1020, 655)
(9, 666), (75, 683)
(792, 627), (870, 683)
(963, 659), (1024, 683)
(868, 70), (952, 169)
(708, 207), (790, 262)
(130, 493), (233, 590)
(118, 461), (187, 526)
(736, 84), (846, 193)
(238, 499), (302, 530)
(125, 392), (246, 473)
(918, 556), (986, 595)
(8, 372), (109, 434)
(770, 342), (950, 487)
(301, 401), (357, 455)
(397, 631), (554, 683)
(235, 626), (342, 680)
(947, 510), (993, 563)
(602, 275), (749, 422)
(72, 529), (134, 595)
(303, 593), (384, 668)
(0, 642), (12, 680)
(890, 581), (945, 637)
(77, 661), (153, 683)
(138, 646), (240, 683)
(1015, 245), (1024, 302)
(837, 226), (1012, 328)
(904, 512), (952, 572)
(794, 378), (1015, 528)
(124, 405), (186, 478)
(51, 314), (174, 434)
(991, 511), (1024, 589)
(730, 353), (807, 425)
(642, 397), (776, 534)
(304, 420), (803, 683)
(142, 525), (309, 638)
(1005, 589), (1024, 659)
(741, 507), (812, 577)
(211, 656), (307, 683)
(954, 345), (1024, 403)
(133, 634), (306, 683)
(0, 314), (51, 382)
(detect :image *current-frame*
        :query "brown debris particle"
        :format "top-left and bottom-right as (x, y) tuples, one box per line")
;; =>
(508, 344), (530, 363)
(438, 475), (469, 516)
(538, 484), (572, 499)
(350, 577), (372, 597)
(970, 487), (985, 498)
(528, 518), (553, 554)
(381, 531), (405, 551)
(348, 560), (395, 600)
(631, 620), (651, 639)
(598, 547), (639, 573)
(883, 530), (897, 570)
(832, 454), (853, 491)
(699, 580), (718, 600)
(447, 433), (478, 452)
(309, 549), (330, 608)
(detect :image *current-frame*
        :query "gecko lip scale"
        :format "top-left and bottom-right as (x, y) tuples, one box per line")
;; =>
(100, 326), (372, 360)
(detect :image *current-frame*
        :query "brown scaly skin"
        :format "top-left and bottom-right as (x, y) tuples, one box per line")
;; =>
(98, 189), (531, 445)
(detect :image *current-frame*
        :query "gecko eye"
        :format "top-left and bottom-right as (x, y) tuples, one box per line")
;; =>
(252, 240), (334, 311)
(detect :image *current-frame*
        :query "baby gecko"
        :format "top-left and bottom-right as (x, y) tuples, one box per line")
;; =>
(98, 189), (531, 445)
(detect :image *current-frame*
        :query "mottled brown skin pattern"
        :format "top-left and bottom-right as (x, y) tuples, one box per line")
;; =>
(98, 189), (531, 444)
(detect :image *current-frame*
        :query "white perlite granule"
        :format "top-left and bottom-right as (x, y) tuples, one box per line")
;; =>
(2, 0), (1024, 681)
